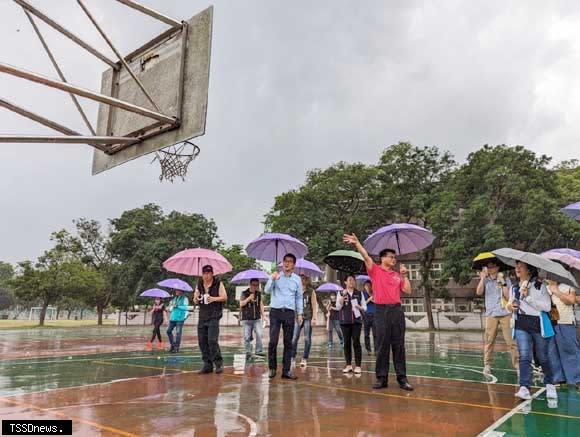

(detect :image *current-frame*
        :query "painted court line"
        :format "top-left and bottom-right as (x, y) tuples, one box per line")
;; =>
(477, 387), (546, 437)
(0, 396), (141, 437)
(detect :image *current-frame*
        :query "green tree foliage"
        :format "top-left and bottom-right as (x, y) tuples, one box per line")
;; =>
(0, 261), (15, 311)
(442, 145), (580, 285)
(218, 244), (259, 310)
(109, 204), (222, 307)
(265, 162), (379, 262)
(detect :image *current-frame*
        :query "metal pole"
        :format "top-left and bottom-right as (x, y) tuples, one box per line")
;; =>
(0, 98), (111, 152)
(0, 135), (136, 145)
(13, 0), (117, 69)
(23, 10), (96, 135)
(76, 0), (161, 112)
(114, 0), (182, 28)
(0, 62), (176, 124)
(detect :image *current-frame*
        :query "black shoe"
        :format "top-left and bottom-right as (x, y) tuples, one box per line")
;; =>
(268, 369), (276, 379)
(255, 352), (266, 357)
(398, 380), (413, 391)
(373, 378), (388, 389)
(198, 367), (213, 374)
(281, 372), (298, 380)
(215, 364), (223, 374)
(168, 346), (175, 353)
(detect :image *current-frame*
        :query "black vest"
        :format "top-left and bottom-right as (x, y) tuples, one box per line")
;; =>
(241, 289), (261, 321)
(338, 290), (363, 325)
(198, 279), (223, 321)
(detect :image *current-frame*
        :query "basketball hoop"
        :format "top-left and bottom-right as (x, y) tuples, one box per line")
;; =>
(152, 140), (200, 182)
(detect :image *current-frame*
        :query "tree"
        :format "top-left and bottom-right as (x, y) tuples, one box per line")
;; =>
(0, 261), (15, 311)
(442, 145), (580, 285)
(265, 162), (379, 262)
(11, 251), (96, 326)
(109, 204), (222, 305)
(375, 142), (457, 329)
(218, 245), (259, 310)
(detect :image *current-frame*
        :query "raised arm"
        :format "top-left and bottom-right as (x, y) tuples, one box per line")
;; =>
(343, 233), (374, 271)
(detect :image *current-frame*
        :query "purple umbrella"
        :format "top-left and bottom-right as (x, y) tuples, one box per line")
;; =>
(157, 278), (193, 292)
(542, 248), (580, 259)
(356, 275), (371, 282)
(231, 269), (270, 284)
(316, 282), (343, 293)
(277, 259), (323, 278)
(245, 233), (308, 263)
(140, 288), (171, 298)
(364, 223), (434, 255)
(561, 201), (580, 221)
(542, 251), (580, 271)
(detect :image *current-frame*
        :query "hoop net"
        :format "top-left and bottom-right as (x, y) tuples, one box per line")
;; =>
(151, 141), (200, 182)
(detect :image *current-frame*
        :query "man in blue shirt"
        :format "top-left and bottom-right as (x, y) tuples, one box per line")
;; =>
(264, 253), (303, 380)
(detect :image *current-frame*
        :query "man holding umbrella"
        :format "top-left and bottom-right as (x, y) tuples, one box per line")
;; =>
(265, 253), (304, 380)
(194, 265), (228, 374)
(343, 234), (413, 391)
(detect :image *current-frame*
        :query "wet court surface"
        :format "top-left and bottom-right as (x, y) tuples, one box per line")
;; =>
(0, 327), (578, 436)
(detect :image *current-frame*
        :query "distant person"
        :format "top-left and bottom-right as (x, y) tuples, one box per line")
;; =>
(507, 262), (557, 402)
(167, 289), (189, 353)
(325, 292), (344, 349)
(336, 274), (365, 374)
(475, 260), (518, 374)
(291, 274), (318, 367)
(265, 253), (303, 380)
(362, 280), (376, 355)
(148, 297), (168, 350)
(240, 278), (265, 359)
(546, 280), (580, 388)
(344, 233), (413, 391)
(194, 264), (228, 374)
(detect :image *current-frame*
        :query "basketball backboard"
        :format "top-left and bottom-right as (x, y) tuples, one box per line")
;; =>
(92, 6), (213, 175)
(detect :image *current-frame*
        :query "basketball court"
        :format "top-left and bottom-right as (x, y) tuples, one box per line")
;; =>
(1, 327), (578, 436)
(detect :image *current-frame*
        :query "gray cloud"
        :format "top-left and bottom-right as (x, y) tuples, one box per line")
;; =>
(1, 0), (579, 264)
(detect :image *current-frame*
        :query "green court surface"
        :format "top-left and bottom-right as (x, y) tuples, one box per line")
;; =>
(0, 327), (578, 436)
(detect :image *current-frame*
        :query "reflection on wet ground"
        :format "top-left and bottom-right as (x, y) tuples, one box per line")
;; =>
(0, 328), (578, 436)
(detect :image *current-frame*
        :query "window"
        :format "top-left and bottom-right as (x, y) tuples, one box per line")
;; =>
(430, 263), (442, 281)
(402, 298), (424, 312)
(408, 263), (421, 281)
(431, 298), (454, 312)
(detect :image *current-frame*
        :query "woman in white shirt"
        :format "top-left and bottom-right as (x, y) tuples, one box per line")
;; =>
(507, 261), (557, 401)
(546, 280), (580, 388)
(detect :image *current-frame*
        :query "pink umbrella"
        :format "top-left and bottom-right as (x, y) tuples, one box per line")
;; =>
(542, 251), (580, 270)
(163, 248), (232, 276)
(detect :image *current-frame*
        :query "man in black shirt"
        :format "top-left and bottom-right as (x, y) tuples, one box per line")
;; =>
(240, 278), (265, 359)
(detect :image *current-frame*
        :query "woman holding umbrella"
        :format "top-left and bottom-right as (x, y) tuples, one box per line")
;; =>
(148, 297), (168, 350)
(166, 289), (189, 354)
(506, 261), (557, 401)
(335, 274), (365, 374)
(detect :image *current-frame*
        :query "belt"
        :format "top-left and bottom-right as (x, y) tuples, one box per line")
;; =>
(271, 307), (295, 312)
(377, 303), (401, 308)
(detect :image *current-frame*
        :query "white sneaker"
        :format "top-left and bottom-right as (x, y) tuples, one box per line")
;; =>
(291, 358), (296, 368)
(354, 366), (362, 374)
(546, 384), (558, 399)
(300, 359), (307, 368)
(515, 386), (531, 400)
(483, 365), (492, 375)
(547, 399), (558, 409)
(342, 365), (353, 373)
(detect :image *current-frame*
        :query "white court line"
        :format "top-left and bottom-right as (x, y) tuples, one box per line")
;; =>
(218, 410), (259, 437)
(477, 387), (546, 437)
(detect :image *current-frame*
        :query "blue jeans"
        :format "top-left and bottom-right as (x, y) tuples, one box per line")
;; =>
(328, 319), (343, 347)
(242, 319), (263, 355)
(549, 324), (580, 384)
(166, 320), (184, 350)
(515, 328), (553, 388)
(291, 319), (312, 359)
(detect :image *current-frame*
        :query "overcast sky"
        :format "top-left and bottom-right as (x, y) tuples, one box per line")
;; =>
(1, 0), (579, 265)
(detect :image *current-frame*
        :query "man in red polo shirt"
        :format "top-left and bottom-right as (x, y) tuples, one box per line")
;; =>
(344, 233), (413, 391)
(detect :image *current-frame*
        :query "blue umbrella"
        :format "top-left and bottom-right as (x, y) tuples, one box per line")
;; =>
(561, 202), (580, 221)
(277, 258), (323, 278)
(364, 223), (434, 255)
(157, 278), (193, 292)
(231, 269), (270, 284)
(140, 288), (171, 298)
(246, 233), (308, 263)
(316, 282), (343, 293)
(356, 275), (371, 282)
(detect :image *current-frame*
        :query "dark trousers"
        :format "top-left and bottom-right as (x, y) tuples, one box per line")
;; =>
(363, 312), (376, 352)
(151, 322), (162, 342)
(268, 308), (295, 374)
(375, 304), (407, 382)
(198, 318), (222, 369)
(341, 323), (362, 366)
